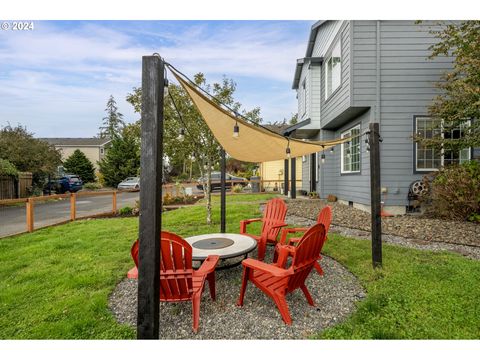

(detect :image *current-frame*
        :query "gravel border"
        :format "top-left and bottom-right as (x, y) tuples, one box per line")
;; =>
(109, 249), (366, 339)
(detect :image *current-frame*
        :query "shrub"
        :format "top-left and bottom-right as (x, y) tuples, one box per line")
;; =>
(308, 191), (319, 199)
(83, 182), (102, 190)
(327, 194), (338, 202)
(0, 159), (18, 177)
(118, 206), (133, 216)
(422, 161), (480, 221)
(232, 184), (243, 193)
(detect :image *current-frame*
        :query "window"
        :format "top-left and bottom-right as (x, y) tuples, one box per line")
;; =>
(325, 40), (341, 99)
(341, 125), (361, 174)
(415, 117), (471, 171)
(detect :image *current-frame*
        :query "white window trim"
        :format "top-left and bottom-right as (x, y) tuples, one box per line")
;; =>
(341, 124), (361, 174)
(324, 39), (342, 101)
(415, 117), (472, 172)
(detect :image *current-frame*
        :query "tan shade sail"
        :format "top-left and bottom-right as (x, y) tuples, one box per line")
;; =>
(170, 68), (349, 163)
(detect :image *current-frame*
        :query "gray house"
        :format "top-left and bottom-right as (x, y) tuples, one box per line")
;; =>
(291, 20), (477, 215)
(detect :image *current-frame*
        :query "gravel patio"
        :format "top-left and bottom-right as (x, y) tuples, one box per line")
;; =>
(109, 248), (366, 339)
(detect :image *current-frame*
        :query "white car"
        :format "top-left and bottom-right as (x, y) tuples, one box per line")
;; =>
(117, 177), (140, 191)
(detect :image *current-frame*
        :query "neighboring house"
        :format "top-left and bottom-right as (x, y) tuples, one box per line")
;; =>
(40, 138), (111, 171)
(258, 124), (302, 193)
(292, 20), (478, 214)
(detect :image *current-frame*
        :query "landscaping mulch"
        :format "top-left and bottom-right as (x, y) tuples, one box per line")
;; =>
(109, 249), (366, 339)
(286, 199), (480, 249)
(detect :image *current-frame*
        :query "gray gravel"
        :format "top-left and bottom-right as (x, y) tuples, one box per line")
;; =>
(286, 199), (480, 259)
(109, 249), (366, 339)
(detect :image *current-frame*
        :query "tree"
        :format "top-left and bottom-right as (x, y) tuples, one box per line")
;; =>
(99, 95), (125, 139)
(63, 149), (96, 183)
(97, 124), (140, 187)
(0, 124), (62, 186)
(127, 73), (262, 224)
(415, 21), (480, 153)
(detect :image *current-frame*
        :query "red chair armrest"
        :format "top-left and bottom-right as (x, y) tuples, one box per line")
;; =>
(240, 218), (262, 234)
(275, 245), (296, 268)
(242, 258), (293, 277)
(270, 222), (288, 229)
(195, 255), (220, 276)
(279, 227), (308, 245)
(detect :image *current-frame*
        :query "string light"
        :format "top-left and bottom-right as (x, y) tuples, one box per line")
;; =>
(321, 146), (326, 164)
(233, 121), (239, 138)
(330, 146), (334, 153)
(178, 128), (185, 141)
(286, 138), (291, 159)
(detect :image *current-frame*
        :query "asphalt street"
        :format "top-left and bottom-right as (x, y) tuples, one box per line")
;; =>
(0, 191), (140, 238)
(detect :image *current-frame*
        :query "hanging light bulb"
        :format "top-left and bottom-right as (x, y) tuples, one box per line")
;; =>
(178, 128), (185, 141)
(330, 146), (335, 153)
(346, 149), (351, 159)
(286, 147), (291, 159)
(233, 121), (239, 138)
(321, 153), (326, 164)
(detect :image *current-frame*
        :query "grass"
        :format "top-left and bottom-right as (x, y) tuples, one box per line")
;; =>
(0, 193), (479, 339)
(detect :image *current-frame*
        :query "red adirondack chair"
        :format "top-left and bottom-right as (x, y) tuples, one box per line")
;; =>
(130, 232), (219, 333)
(237, 223), (326, 325)
(240, 197), (288, 261)
(276, 205), (332, 275)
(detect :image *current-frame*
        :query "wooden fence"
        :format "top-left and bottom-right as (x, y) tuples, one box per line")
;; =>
(0, 172), (33, 200)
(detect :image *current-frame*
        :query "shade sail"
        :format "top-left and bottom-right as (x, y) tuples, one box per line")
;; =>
(170, 67), (349, 163)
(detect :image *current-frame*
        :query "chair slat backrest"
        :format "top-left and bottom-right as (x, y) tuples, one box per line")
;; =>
(261, 198), (287, 241)
(317, 206), (332, 234)
(160, 231), (194, 301)
(288, 223), (326, 291)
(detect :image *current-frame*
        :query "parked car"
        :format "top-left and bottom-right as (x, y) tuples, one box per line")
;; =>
(196, 172), (248, 191)
(43, 174), (83, 194)
(117, 177), (140, 191)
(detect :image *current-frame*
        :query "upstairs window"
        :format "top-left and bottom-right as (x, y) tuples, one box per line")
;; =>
(341, 125), (361, 174)
(325, 40), (341, 99)
(415, 117), (471, 171)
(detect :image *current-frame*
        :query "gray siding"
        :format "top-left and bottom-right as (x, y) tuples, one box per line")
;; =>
(302, 155), (310, 192)
(320, 21), (352, 128)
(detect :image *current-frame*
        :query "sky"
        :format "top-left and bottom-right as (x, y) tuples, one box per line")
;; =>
(0, 20), (313, 138)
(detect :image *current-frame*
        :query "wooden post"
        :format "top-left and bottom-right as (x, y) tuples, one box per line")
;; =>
(290, 157), (296, 199)
(112, 191), (117, 215)
(369, 122), (382, 268)
(26, 198), (34, 232)
(220, 148), (226, 233)
(70, 193), (76, 221)
(310, 153), (316, 193)
(283, 159), (289, 196)
(137, 55), (164, 339)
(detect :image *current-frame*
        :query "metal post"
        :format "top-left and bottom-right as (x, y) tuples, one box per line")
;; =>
(112, 191), (117, 215)
(137, 55), (164, 339)
(290, 157), (296, 199)
(70, 193), (76, 221)
(369, 122), (382, 268)
(220, 148), (226, 233)
(283, 159), (289, 196)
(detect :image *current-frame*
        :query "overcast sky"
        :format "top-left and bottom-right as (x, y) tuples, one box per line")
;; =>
(0, 20), (313, 137)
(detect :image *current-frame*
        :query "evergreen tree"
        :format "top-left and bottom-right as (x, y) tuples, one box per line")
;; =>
(63, 149), (96, 183)
(99, 95), (125, 138)
(97, 125), (140, 187)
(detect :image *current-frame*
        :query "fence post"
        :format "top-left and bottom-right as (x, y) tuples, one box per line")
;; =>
(112, 191), (117, 215)
(70, 193), (76, 221)
(26, 198), (34, 232)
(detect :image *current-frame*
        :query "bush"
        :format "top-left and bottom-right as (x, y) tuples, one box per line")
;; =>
(0, 159), (18, 177)
(83, 182), (102, 190)
(163, 193), (198, 205)
(232, 184), (243, 193)
(422, 161), (480, 221)
(118, 206), (133, 216)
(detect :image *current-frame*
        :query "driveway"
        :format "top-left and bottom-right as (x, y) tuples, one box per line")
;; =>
(0, 191), (139, 238)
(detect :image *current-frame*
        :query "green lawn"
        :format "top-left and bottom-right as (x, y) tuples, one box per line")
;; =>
(0, 193), (479, 339)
